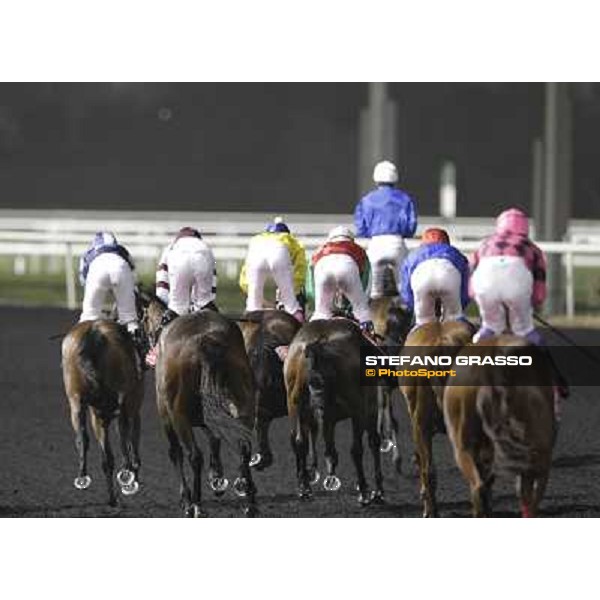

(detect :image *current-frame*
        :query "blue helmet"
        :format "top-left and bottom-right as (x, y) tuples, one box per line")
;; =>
(265, 216), (290, 234)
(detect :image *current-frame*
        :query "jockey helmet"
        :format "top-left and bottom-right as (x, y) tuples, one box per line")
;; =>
(496, 208), (529, 237)
(327, 226), (355, 242)
(178, 226), (202, 238)
(92, 231), (118, 247)
(265, 216), (290, 234)
(422, 227), (450, 245)
(373, 160), (399, 184)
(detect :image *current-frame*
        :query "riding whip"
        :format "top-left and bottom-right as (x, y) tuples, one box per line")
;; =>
(534, 312), (600, 367)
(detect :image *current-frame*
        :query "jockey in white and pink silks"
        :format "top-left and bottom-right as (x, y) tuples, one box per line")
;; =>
(470, 207), (568, 400)
(471, 208), (546, 343)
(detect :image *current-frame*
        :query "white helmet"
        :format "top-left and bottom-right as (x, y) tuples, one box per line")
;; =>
(327, 226), (355, 242)
(373, 160), (398, 184)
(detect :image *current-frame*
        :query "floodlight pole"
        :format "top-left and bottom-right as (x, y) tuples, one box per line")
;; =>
(542, 83), (572, 315)
(358, 83), (398, 196)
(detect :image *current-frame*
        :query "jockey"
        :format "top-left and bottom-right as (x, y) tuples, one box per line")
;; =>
(146, 226), (218, 367)
(239, 217), (306, 321)
(354, 160), (418, 299)
(470, 207), (568, 400)
(401, 227), (470, 329)
(79, 231), (143, 350)
(306, 226), (375, 335)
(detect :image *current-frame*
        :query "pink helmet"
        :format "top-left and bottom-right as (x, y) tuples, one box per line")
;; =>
(496, 208), (529, 236)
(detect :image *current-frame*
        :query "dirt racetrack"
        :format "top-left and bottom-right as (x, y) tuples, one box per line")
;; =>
(1, 306), (599, 518)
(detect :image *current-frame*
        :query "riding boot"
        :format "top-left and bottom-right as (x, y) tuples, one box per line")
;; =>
(456, 315), (474, 330)
(525, 329), (570, 400)
(145, 308), (179, 368)
(472, 326), (496, 343)
(201, 300), (220, 313)
(126, 323), (148, 374)
(360, 320), (379, 344)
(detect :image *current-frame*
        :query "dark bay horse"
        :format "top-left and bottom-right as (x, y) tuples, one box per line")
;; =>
(139, 292), (258, 517)
(237, 309), (302, 471)
(400, 320), (474, 517)
(62, 320), (144, 506)
(285, 318), (385, 505)
(370, 295), (412, 469)
(444, 336), (555, 517)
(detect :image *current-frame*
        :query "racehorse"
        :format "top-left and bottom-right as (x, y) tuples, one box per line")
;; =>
(443, 336), (555, 517)
(285, 318), (386, 505)
(237, 310), (306, 472)
(370, 295), (412, 472)
(61, 319), (143, 507)
(138, 290), (258, 517)
(400, 320), (474, 517)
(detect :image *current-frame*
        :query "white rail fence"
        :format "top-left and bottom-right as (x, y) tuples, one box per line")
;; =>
(1, 210), (599, 317)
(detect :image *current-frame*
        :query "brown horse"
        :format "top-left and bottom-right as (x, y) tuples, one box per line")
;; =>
(443, 336), (555, 517)
(237, 310), (304, 472)
(370, 295), (412, 470)
(139, 291), (258, 517)
(285, 318), (385, 504)
(400, 320), (474, 517)
(62, 319), (144, 506)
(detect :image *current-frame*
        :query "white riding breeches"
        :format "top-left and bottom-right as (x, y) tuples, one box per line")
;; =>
(245, 237), (300, 314)
(472, 255), (534, 337)
(410, 258), (463, 325)
(311, 254), (371, 323)
(166, 237), (217, 315)
(80, 252), (137, 326)
(367, 234), (407, 298)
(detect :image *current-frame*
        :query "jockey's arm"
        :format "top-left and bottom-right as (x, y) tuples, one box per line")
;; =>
(155, 246), (170, 304)
(531, 244), (548, 308)
(354, 200), (369, 238)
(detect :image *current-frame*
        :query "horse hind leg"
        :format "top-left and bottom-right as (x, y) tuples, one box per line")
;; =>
(171, 417), (206, 518)
(71, 403), (91, 491)
(90, 410), (117, 508)
(164, 423), (193, 512)
(367, 425), (385, 503)
(322, 416), (340, 493)
(517, 471), (546, 518)
(235, 438), (258, 517)
(116, 409), (140, 496)
(201, 424), (229, 495)
(350, 418), (371, 506)
(251, 416), (274, 471)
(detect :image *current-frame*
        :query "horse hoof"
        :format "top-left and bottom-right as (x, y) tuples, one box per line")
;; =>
(323, 475), (341, 492)
(380, 439), (395, 453)
(298, 487), (312, 501)
(358, 491), (372, 506)
(116, 469), (135, 487)
(209, 477), (229, 494)
(243, 505), (259, 518)
(370, 490), (385, 505)
(193, 505), (208, 518)
(233, 477), (248, 497)
(121, 480), (140, 496)
(309, 468), (320, 485)
(74, 475), (92, 490)
(250, 453), (273, 471)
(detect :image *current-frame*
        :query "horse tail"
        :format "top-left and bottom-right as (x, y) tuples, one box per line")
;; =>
(77, 323), (112, 405)
(476, 385), (532, 474)
(196, 332), (253, 449)
(197, 332), (228, 396)
(304, 340), (332, 440)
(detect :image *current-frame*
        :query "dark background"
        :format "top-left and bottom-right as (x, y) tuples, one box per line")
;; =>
(0, 83), (598, 217)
